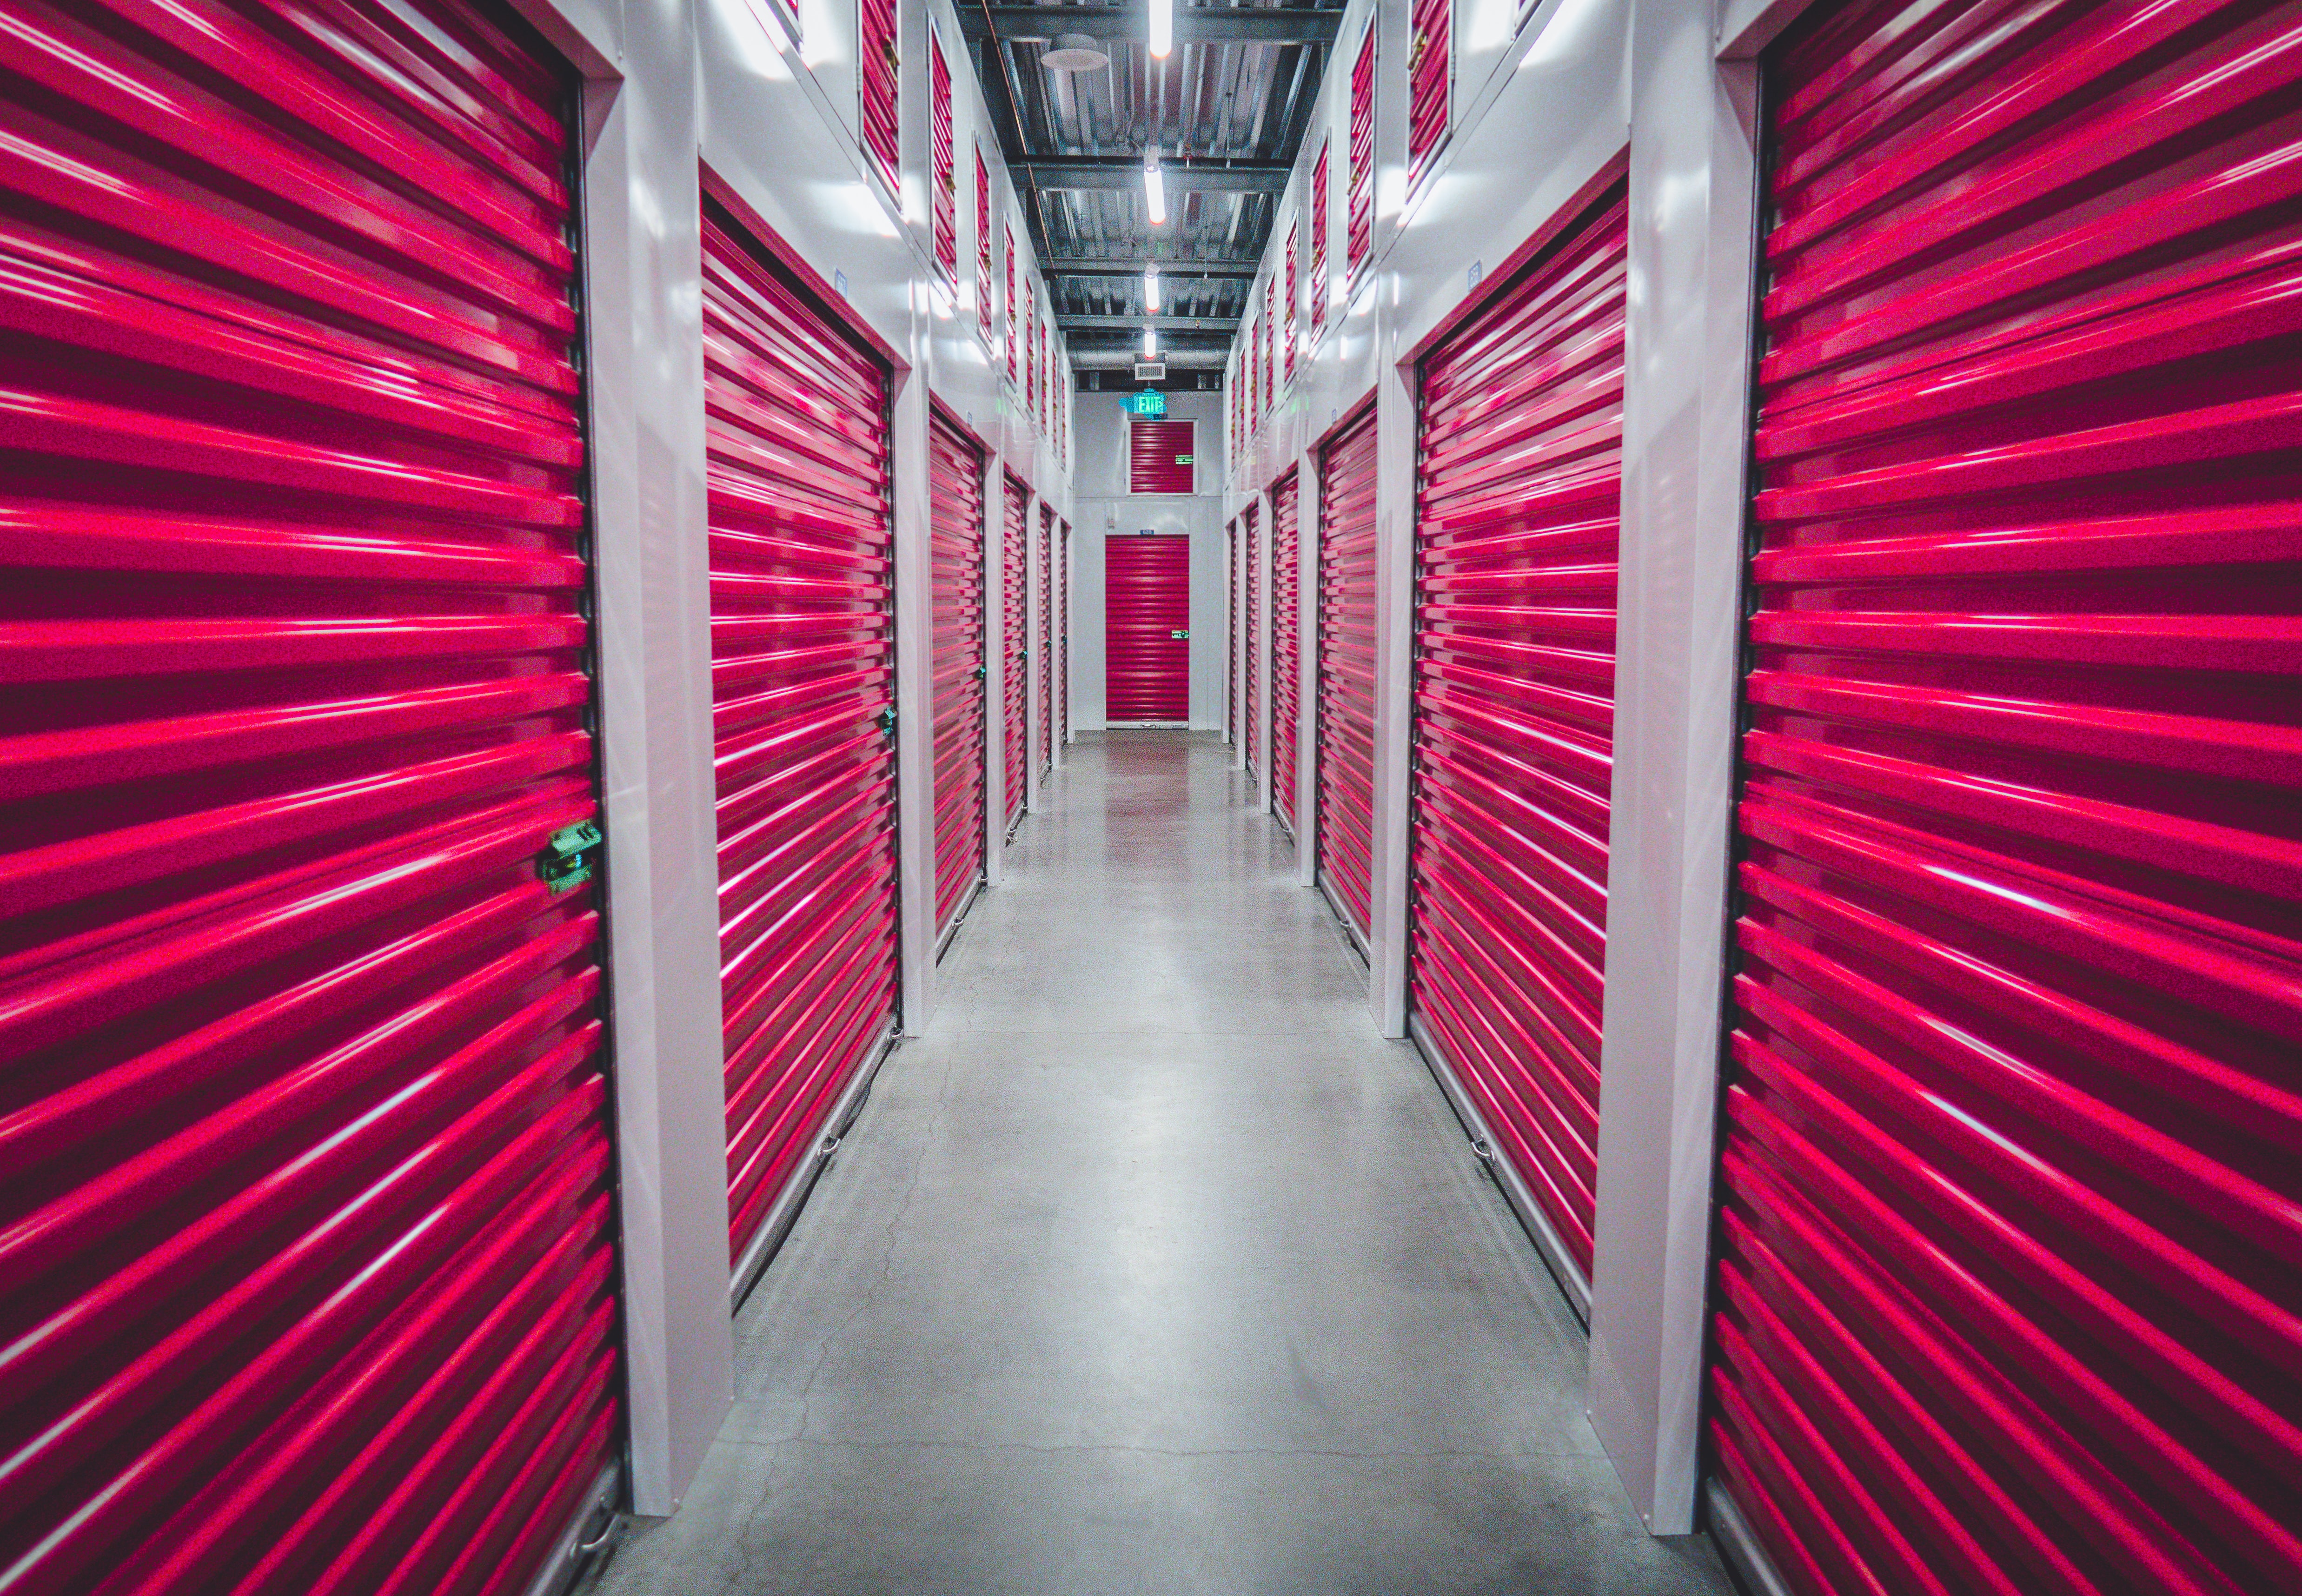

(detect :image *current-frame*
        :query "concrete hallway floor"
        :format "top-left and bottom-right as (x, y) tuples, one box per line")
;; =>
(594, 731), (1733, 1596)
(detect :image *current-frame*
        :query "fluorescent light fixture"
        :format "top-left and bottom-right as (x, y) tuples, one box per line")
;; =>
(1143, 151), (1167, 224)
(1144, 267), (1161, 311)
(1143, 324), (1158, 357)
(1150, 0), (1173, 58)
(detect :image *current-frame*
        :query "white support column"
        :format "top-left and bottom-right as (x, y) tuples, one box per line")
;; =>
(1366, 355), (1417, 1039)
(890, 357), (936, 1033)
(564, 1), (735, 1518)
(1293, 449), (1322, 888)
(1587, 0), (1765, 1537)
(983, 456), (1010, 885)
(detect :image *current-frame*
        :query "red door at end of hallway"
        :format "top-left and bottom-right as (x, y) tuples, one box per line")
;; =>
(1271, 470), (1302, 835)
(1002, 473), (1029, 829)
(1318, 403), (1380, 940)
(1713, 2), (2302, 1592)
(0, 1), (618, 1589)
(1105, 534), (1192, 723)
(703, 204), (900, 1269)
(1409, 183), (1627, 1283)
(929, 411), (988, 936)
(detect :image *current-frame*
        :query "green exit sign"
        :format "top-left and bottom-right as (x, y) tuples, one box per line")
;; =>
(1124, 391), (1168, 416)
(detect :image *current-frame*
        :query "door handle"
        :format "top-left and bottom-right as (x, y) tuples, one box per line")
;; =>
(1170, 629), (1189, 640)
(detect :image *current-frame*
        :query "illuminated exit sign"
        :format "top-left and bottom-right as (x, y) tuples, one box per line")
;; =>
(1124, 391), (1168, 416)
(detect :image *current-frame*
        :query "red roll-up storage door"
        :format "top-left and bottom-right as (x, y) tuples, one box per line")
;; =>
(1002, 472), (1029, 829)
(1271, 470), (1303, 835)
(0, 0), (619, 1588)
(1226, 522), (1239, 743)
(1104, 534), (1191, 723)
(1245, 502), (1262, 780)
(857, 0), (898, 197)
(703, 204), (899, 1268)
(1056, 519), (1071, 755)
(929, 27), (955, 287)
(1038, 503), (1055, 779)
(1318, 403), (1380, 939)
(1130, 419), (1196, 495)
(1408, 185), (1625, 1282)
(1712, 4), (2302, 1593)
(1347, 20), (1374, 283)
(929, 410), (987, 938)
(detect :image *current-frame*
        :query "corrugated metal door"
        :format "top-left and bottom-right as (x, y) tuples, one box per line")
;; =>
(1002, 473), (1029, 829)
(1227, 521), (1239, 743)
(857, 0), (898, 196)
(1131, 419), (1195, 494)
(1406, 0), (1450, 188)
(1408, 186), (1626, 1284)
(1245, 502), (1262, 781)
(1318, 403), (1380, 939)
(1271, 470), (1303, 836)
(1712, 3), (2302, 1593)
(0, 0), (620, 1589)
(929, 410), (986, 939)
(1038, 504), (1055, 779)
(1104, 534), (1191, 723)
(1056, 519), (1071, 755)
(1347, 20), (1374, 281)
(1310, 139), (1330, 336)
(703, 205), (899, 1268)
(929, 27), (955, 287)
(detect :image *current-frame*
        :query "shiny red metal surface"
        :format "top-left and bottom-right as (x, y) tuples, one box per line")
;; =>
(1104, 534), (1192, 723)
(1246, 502), (1263, 780)
(1264, 276), (1278, 407)
(1249, 314), (1261, 424)
(0, 0), (617, 1589)
(1056, 519), (1071, 755)
(1130, 419), (1196, 495)
(1310, 139), (1331, 335)
(1347, 21), (1374, 281)
(1025, 279), (1038, 423)
(1714, 3), (2302, 1592)
(1227, 521), (1241, 742)
(858, 0), (898, 196)
(1408, 186), (1625, 1277)
(1038, 504), (1055, 779)
(1318, 402), (1379, 938)
(1271, 470), (1303, 835)
(1407, 0), (1450, 188)
(1002, 473), (1029, 828)
(930, 411), (987, 936)
(930, 28), (955, 286)
(1005, 227), (1018, 385)
(703, 205), (899, 1265)
(1283, 225), (1299, 385)
(976, 147), (994, 341)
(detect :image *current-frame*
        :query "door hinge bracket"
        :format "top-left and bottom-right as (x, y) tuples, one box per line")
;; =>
(539, 819), (603, 894)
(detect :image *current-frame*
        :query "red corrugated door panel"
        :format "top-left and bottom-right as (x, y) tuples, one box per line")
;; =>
(1227, 522), (1240, 742)
(703, 204), (899, 1266)
(1318, 403), (1380, 938)
(1245, 502), (1263, 780)
(1057, 520), (1071, 754)
(929, 29), (955, 286)
(1283, 225), (1299, 384)
(1038, 504), (1055, 779)
(1310, 138), (1330, 335)
(1271, 470), (1303, 835)
(930, 411), (987, 936)
(1104, 534), (1192, 723)
(975, 147), (994, 341)
(1130, 419), (1196, 494)
(1410, 185), (1626, 1280)
(857, 0), (898, 196)
(0, 0), (618, 1589)
(1712, 3), (2302, 1593)
(1347, 21), (1374, 281)
(1005, 226), (1018, 386)
(1002, 473), (1029, 828)
(1407, 0), (1451, 188)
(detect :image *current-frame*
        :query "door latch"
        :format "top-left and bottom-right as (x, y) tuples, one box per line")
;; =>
(538, 820), (602, 894)
(877, 706), (898, 739)
(1170, 629), (1189, 640)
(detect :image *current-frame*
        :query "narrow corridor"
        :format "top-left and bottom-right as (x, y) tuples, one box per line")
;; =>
(597, 733), (1731, 1595)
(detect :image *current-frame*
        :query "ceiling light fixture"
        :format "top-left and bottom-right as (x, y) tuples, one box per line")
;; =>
(1149, 0), (1173, 58)
(1042, 33), (1109, 72)
(1143, 148), (1167, 224)
(1143, 267), (1161, 312)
